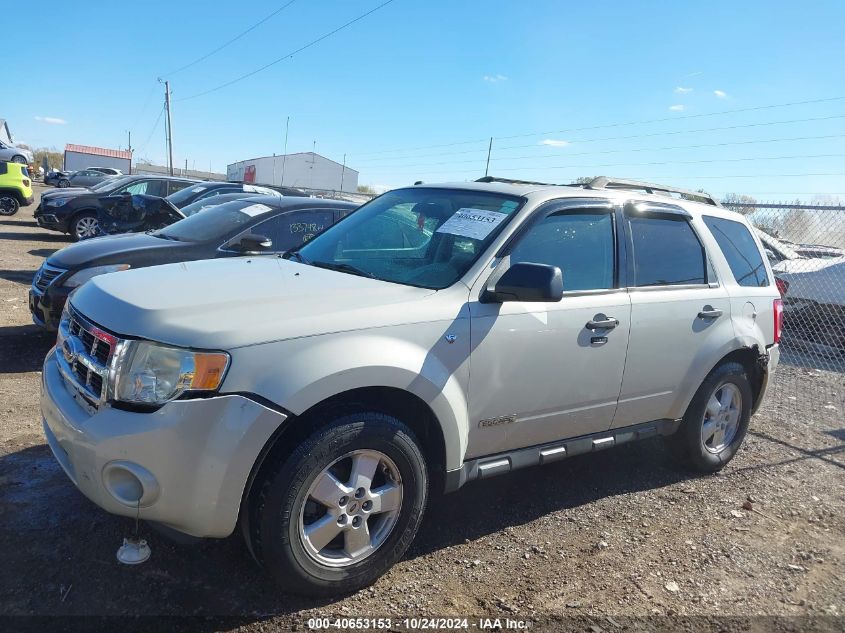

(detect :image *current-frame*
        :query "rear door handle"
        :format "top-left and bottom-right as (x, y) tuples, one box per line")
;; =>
(698, 306), (723, 319)
(586, 314), (619, 330)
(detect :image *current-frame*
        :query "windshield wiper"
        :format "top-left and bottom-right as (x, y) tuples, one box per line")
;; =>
(310, 260), (375, 278)
(283, 251), (310, 264)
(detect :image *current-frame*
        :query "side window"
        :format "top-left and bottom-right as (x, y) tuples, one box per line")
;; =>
(145, 180), (167, 197)
(122, 181), (149, 195)
(168, 180), (192, 195)
(251, 210), (335, 251)
(703, 216), (769, 287)
(509, 210), (615, 292)
(628, 215), (706, 286)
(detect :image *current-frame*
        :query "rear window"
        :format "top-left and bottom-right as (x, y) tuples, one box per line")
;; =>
(704, 216), (769, 287)
(628, 215), (707, 286)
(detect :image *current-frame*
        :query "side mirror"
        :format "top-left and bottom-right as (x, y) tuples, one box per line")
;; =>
(234, 233), (273, 253)
(481, 262), (563, 303)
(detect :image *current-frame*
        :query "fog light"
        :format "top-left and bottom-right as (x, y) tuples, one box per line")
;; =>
(102, 461), (160, 507)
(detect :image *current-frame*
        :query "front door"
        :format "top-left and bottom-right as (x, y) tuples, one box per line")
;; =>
(467, 200), (631, 459)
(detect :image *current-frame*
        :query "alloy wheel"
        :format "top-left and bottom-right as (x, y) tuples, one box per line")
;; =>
(701, 382), (742, 453)
(74, 216), (99, 239)
(0, 196), (19, 216)
(298, 449), (403, 568)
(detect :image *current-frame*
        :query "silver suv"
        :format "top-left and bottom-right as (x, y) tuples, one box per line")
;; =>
(41, 176), (781, 595)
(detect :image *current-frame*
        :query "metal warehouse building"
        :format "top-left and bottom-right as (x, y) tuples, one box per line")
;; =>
(227, 152), (359, 193)
(64, 144), (133, 173)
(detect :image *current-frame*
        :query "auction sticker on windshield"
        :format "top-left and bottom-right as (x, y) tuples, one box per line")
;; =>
(436, 208), (507, 240)
(239, 203), (273, 217)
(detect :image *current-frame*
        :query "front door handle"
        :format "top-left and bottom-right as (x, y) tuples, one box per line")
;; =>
(698, 306), (723, 319)
(586, 314), (619, 330)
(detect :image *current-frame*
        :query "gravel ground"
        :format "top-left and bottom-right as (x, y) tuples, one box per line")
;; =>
(1, 186), (843, 632)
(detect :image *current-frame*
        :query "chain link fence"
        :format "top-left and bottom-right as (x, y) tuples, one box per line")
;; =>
(722, 201), (845, 415)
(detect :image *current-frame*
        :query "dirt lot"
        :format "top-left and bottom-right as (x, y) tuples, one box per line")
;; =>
(1, 185), (843, 631)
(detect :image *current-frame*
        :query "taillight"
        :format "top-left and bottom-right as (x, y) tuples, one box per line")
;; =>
(22, 178), (30, 187)
(773, 298), (784, 344)
(775, 278), (789, 296)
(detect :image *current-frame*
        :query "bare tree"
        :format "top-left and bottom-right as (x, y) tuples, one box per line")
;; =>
(721, 193), (758, 215)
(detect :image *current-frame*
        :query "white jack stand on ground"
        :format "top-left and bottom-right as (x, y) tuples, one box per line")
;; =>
(116, 500), (151, 565)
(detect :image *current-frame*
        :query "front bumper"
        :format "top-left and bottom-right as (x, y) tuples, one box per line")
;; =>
(34, 204), (67, 231)
(41, 353), (287, 538)
(29, 285), (68, 331)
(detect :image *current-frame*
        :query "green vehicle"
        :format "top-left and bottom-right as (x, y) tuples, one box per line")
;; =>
(0, 160), (33, 216)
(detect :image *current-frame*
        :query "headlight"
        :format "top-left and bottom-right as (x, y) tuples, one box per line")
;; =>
(63, 264), (130, 288)
(45, 197), (71, 207)
(112, 340), (229, 405)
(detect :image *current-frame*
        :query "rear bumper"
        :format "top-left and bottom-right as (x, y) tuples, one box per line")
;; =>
(752, 343), (780, 414)
(41, 353), (288, 538)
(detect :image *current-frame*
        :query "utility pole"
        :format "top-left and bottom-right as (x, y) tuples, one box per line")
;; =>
(127, 130), (132, 174)
(281, 116), (290, 186)
(163, 80), (174, 176)
(484, 137), (493, 177)
(340, 153), (347, 192)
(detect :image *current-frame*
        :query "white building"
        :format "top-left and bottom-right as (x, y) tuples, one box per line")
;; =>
(227, 152), (359, 193)
(64, 144), (132, 173)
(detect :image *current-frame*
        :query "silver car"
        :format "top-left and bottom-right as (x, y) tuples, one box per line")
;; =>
(41, 176), (781, 596)
(0, 140), (33, 164)
(64, 169), (113, 188)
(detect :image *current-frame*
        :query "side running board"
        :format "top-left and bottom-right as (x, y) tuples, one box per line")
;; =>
(444, 418), (681, 492)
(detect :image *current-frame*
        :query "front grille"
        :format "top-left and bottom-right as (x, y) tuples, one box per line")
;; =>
(56, 306), (118, 406)
(33, 263), (65, 292)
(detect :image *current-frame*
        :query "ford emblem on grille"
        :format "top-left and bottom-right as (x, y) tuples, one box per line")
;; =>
(62, 337), (81, 364)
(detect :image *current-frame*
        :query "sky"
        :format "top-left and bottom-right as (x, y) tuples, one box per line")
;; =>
(6, 0), (845, 201)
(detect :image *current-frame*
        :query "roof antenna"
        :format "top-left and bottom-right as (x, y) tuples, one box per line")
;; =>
(116, 500), (151, 565)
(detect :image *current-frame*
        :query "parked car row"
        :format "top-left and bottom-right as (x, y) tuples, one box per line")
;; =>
(35, 175), (783, 596)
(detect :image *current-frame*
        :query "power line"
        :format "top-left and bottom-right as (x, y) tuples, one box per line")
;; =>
(177, 0), (398, 101)
(354, 134), (845, 171)
(348, 95), (845, 157)
(136, 105), (165, 158)
(371, 154), (845, 178)
(358, 115), (845, 168)
(163, 0), (299, 76)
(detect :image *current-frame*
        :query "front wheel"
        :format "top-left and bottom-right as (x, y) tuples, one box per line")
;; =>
(0, 194), (20, 216)
(58, 179), (70, 188)
(668, 361), (752, 472)
(249, 412), (428, 596)
(71, 212), (99, 241)
(11, 155), (27, 164)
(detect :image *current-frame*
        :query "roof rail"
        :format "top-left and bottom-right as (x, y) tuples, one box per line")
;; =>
(475, 176), (560, 187)
(585, 176), (722, 207)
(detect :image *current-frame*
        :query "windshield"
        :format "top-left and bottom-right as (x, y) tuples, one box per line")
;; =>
(179, 193), (260, 217)
(166, 183), (223, 207)
(295, 187), (524, 289)
(155, 198), (278, 242)
(91, 176), (134, 193)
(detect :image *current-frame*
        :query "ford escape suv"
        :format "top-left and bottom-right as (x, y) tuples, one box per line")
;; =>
(40, 176), (781, 596)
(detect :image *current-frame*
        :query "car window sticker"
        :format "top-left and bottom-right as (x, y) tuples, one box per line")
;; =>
(239, 203), (273, 217)
(435, 208), (508, 241)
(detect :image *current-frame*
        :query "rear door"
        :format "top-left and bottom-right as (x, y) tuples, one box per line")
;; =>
(612, 201), (733, 428)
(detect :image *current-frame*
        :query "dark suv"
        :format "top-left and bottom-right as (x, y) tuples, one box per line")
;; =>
(34, 175), (198, 240)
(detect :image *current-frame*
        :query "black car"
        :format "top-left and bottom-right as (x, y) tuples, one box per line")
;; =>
(29, 196), (357, 330)
(163, 180), (306, 209)
(34, 175), (200, 240)
(44, 170), (74, 187)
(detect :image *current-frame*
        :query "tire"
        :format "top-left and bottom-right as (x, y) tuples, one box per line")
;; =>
(71, 212), (99, 241)
(11, 155), (27, 164)
(249, 412), (428, 597)
(0, 194), (20, 216)
(668, 361), (752, 473)
(58, 179), (70, 188)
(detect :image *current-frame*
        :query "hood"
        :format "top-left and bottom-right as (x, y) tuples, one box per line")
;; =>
(41, 187), (94, 200)
(70, 257), (438, 349)
(46, 232), (191, 269)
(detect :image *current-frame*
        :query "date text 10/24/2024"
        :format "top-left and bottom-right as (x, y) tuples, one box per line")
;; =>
(307, 617), (532, 630)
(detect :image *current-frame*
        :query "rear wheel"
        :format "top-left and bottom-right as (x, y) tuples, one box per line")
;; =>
(11, 155), (27, 164)
(58, 179), (70, 188)
(668, 361), (752, 472)
(0, 194), (19, 216)
(248, 412), (428, 596)
(71, 212), (99, 241)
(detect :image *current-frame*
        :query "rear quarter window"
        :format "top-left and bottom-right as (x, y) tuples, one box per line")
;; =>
(703, 216), (769, 287)
(628, 215), (707, 286)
